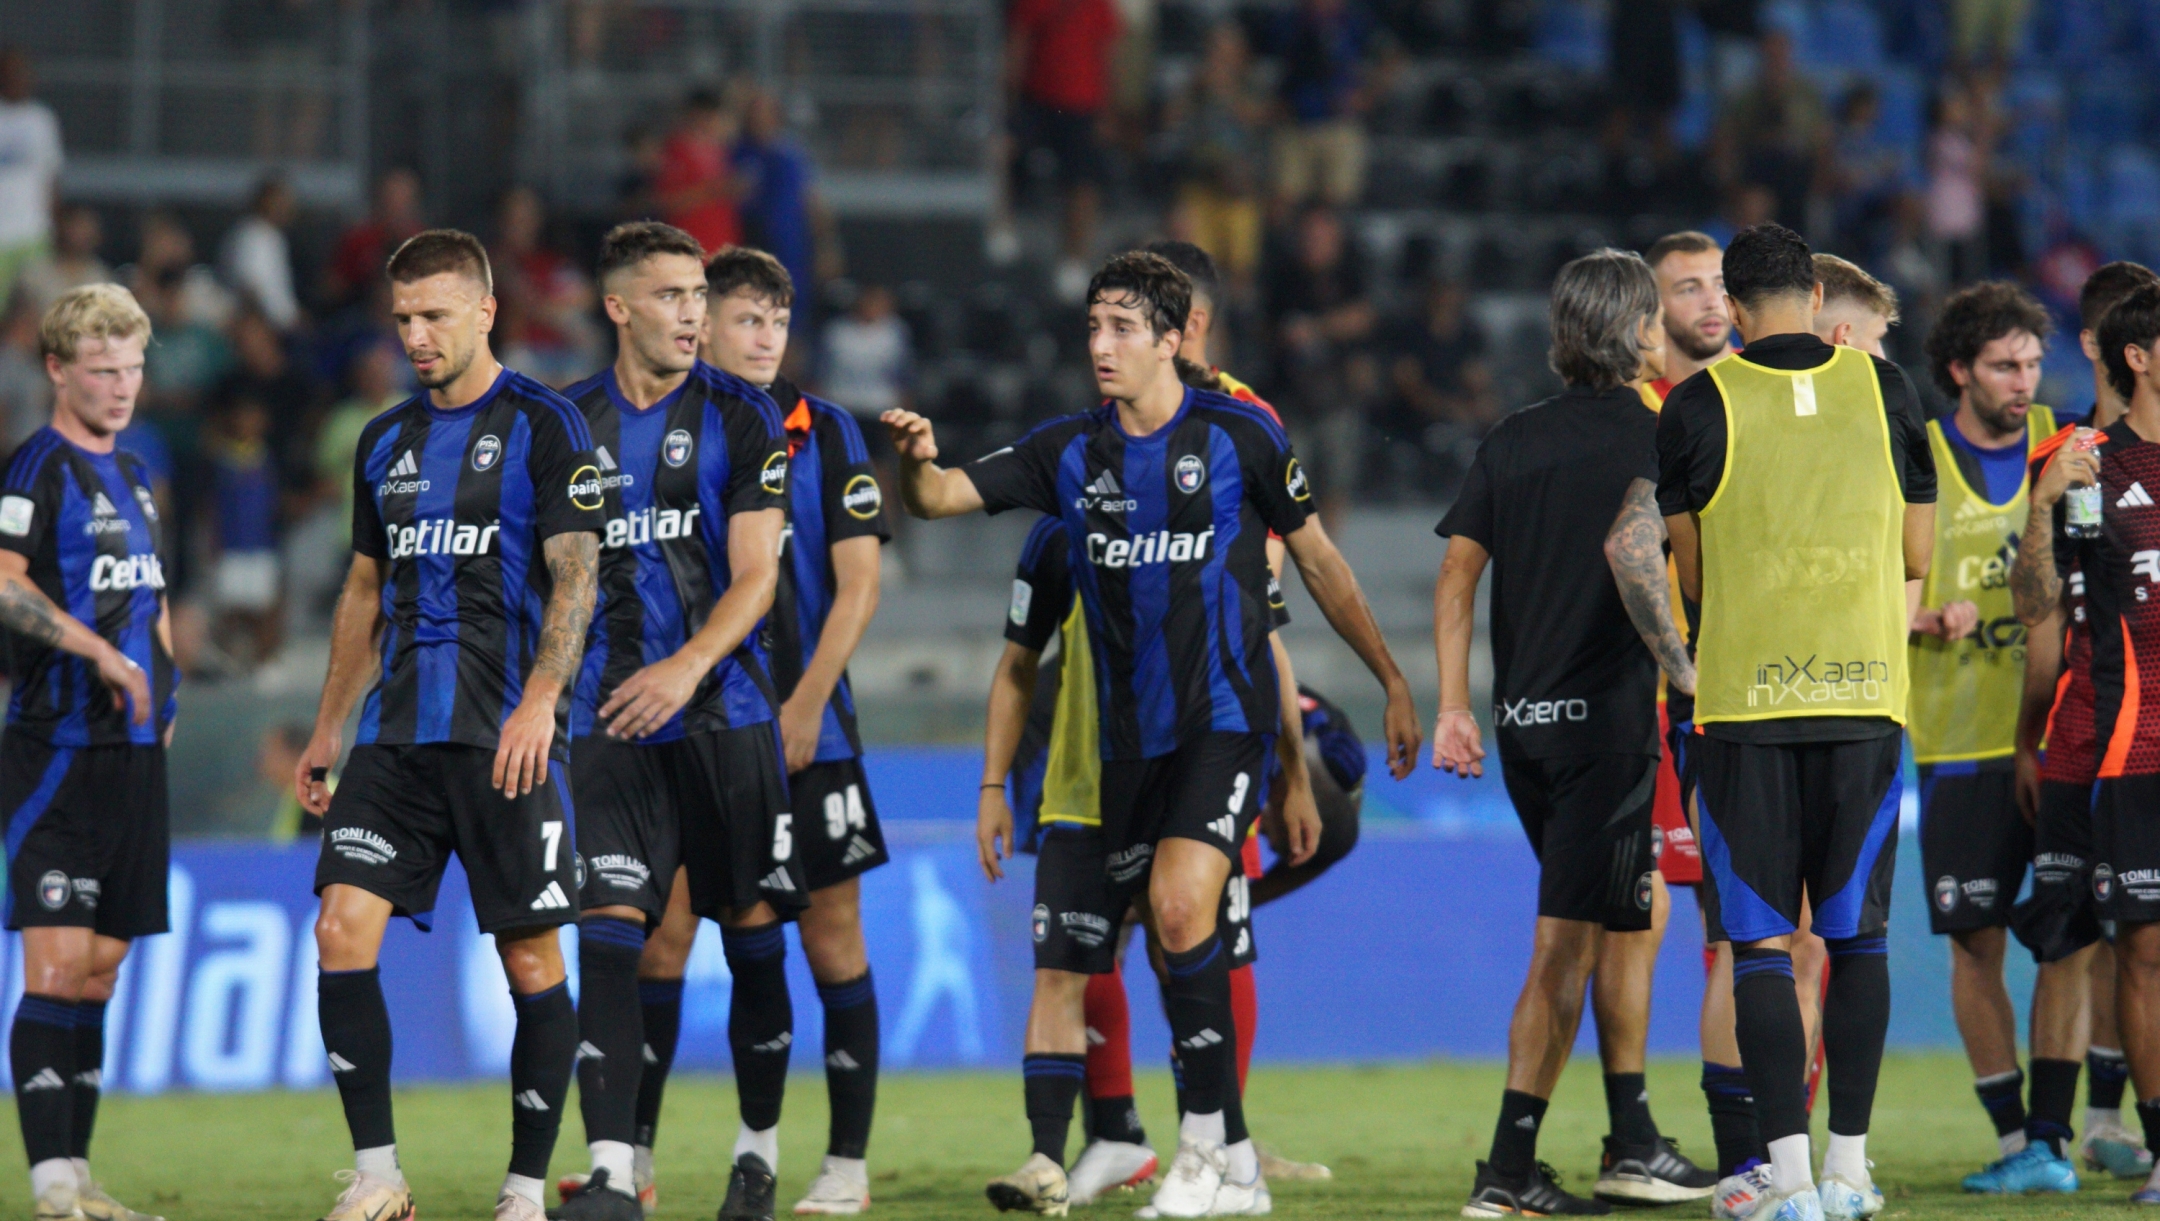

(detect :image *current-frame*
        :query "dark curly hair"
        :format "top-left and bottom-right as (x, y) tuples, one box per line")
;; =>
(1924, 281), (2052, 400)
(1721, 223), (1814, 311)
(1086, 251), (1191, 341)
(2099, 282), (2160, 402)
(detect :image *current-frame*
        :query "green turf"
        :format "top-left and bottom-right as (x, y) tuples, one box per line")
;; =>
(24, 1053), (2137, 1219)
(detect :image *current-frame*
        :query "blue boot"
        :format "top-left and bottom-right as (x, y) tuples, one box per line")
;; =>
(1960, 1143), (2080, 1194)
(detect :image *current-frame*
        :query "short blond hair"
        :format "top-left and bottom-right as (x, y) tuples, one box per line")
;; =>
(1814, 253), (1900, 325)
(39, 283), (153, 365)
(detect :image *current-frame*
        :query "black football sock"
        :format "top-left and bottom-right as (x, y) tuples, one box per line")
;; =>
(1160, 936), (1235, 1125)
(1604, 1071), (1658, 1145)
(1822, 937), (1890, 1140)
(575, 918), (646, 1147)
(70, 1000), (104, 1159)
(1488, 1089), (1548, 1181)
(1702, 1062), (1766, 1176)
(1975, 1069), (2027, 1142)
(12, 994), (75, 1168)
(1731, 947), (1809, 1144)
(1024, 1053), (1087, 1166)
(508, 980), (577, 1180)
(2027, 1058), (2082, 1158)
(817, 970), (879, 1159)
(1091, 1095), (1147, 1146)
(722, 921), (793, 1132)
(2091, 1047), (2131, 1112)
(634, 978), (684, 1147)
(2139, 1097), (2160, 1157)
(318, 968), (396, 1152)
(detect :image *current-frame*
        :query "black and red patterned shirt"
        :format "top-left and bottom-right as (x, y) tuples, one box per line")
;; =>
(2070, 421), (2160, 778)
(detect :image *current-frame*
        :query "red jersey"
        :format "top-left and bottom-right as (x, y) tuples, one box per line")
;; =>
(2032, 426), (2101, 783)
(2076, 422), (2160, 777)
(656, 130), (740, 254)
(1010, 0), (1121, 113)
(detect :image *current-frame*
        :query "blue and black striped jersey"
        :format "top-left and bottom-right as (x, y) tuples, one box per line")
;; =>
(349, 367), (605, 760)
(567, 362), (792, 742)
(967, 386), (1312, 759)
(0, 429), (177, 745)
(768, 380), (890, 763)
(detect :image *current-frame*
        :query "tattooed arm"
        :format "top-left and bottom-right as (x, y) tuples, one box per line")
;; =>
(2011, 441), (2098, 626)
(0, 549), (149, 725)
(493, 529), (599, 797)
(1605, 478), (1696, 696)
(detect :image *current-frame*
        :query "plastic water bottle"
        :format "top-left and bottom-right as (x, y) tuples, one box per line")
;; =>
(2066, 428), (2104, 539)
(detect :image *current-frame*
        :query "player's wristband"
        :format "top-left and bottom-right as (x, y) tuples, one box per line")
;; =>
(980, 782), (1004, 789)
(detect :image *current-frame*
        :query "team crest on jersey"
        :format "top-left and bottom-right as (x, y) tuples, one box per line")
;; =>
(1934, 875), (1959, 913)
(2097, 863), (2117, 903)
(664, 429), (694, 467)
(760, 451), (789, 495)
(471, 434), (502, 472)
(37, 871), (68, 911)
(1032, 903), (1049, 944)
(1175, 454), (1207, 493)
(842, 474), (883, 519)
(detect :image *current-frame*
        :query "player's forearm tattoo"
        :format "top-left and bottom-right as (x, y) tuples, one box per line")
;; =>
(534, 531), (598, 688)
(2009, 507), (2062, 627)
(1606, 479), (1694, 688)
(0, 576), (64, 648)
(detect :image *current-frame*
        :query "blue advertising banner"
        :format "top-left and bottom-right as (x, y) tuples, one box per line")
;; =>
(0, 747), (1987, 1094)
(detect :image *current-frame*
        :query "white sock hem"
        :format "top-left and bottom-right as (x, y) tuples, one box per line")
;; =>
(590, 1140), (635, 1195)
(68, 1158), (89, 1190)
(1225, 1138), (1258, 1184)
(734, 1123), (779, 1172)
(1767, 1133), (1813, 1195)
(821, 1155), (868, 1185)
(355, 1145), (401, 1183)
(1179, 1110), (1226, 1147)
(30, 1158), (74, 1200)
(1822, 1133), (1868, 1183)
(502, 1173), (546, 1208)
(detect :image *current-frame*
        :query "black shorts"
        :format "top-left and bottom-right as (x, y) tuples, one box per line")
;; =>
(791, 757), (889, 892)
(0, 734), (168, 938)
(1098, 733), (1274, 879)
(2015, 778), (2105, 961)
(671, 724), (808, 921)
(2091, 773), (2160, 925)
(1918, 762), (2031, 934)
(1013, 98), (1104, 188)
(1030, 824), (1259, 974)
(1501, 752), (1658, 931)
(1695, 732), (1903, 945)
(569, 734), (681, 922)
(316, 743), (580, 935)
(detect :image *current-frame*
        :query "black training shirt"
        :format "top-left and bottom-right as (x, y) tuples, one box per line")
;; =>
(1655, 332), (1936, 744)
(1436, 384), (1661, 761)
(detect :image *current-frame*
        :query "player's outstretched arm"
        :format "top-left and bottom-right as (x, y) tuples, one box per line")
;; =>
(297, 553), (389, 814)
(879, 408), (985, 519)
(779, 534), (881, 772)
(1604, 477), (1696, 697)
(603, 507), (783, 741)
(0, 549), (149, 726)
(1431, 534), (1487, 780)
(1282, 515), (1422, 780)
(493, 529), (599, 798)
(2014, 607), (2064, 825)
(978, 640), (1041, 882)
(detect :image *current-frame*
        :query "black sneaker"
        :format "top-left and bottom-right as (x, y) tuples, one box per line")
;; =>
(1593, 1135), (1718, 1203)
(548, 1168), (643, 1221)
(717, 1153), (777, 1221)
(1463, 1160), (1613, 1217)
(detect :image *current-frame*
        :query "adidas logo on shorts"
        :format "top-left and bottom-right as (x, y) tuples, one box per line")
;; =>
(529, 881), (571, 911)
(576, 1041), (605, 1061)
(1208, 815), (1237, 841)
(762, 867), (798, 893)
(842, 835), (878, 865)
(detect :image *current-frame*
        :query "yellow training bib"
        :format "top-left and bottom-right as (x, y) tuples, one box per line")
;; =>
(1039, 596), (1102, 827)
(1905, 409), (2053, 762)
(1694, 346), (1911, 726)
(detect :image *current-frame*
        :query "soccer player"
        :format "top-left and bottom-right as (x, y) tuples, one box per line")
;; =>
(2012, 262), (2160, 1183)
(1438, 249), (1712, 1217)
(715, 246), (892, 1215)
(1657, 224), (1935, 1221)
(1645, 231), (1734, 399)
(1904, 281), (2083, 1193)
(1812, 255), (1896, 359)
(553, 224), (807, 1221)
(293, 231), (604, 1221)
(1, 285), (170, 1221)
(2014, 281), (2160, 1205)
(889, 250), (1420, 1217)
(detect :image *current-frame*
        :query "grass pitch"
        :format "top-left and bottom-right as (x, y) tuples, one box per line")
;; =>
(32, 1054), (2134, 1219)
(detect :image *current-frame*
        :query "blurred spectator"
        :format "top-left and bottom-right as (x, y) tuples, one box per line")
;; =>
(1604, 0), (1680, 159)
(1384, 278), (1495, 490)
(220, 176), (302, 331)
(1271, 0), (1373, 211)
(0, 298), (47, 450)
(212, 308), (320, 497)
(1701, 181), (1778, 249)
(819, 284), (913, 420)
(491, 186), (600, 387)
(1952, 0), (2028, 68)
(655, 88), (742, 256)
(1266, 206), (1376, 528)
(230, 0), (327, 160)
(1007, 0), (1122, 302)
(1161, 21), (1270, 288)
(205, 394), (284, 668)
(1926, 81), (1989, 285)
(616, 124), (665, 220)
(1821, 84), (1910, 260)
(17, 203), (110, 310)
(292, 337), (403, 617)
(1713, 30), (1824, 227)
(324, 168), (425, 312)
(0, 49), (62, 310)
(131, 212), (236, 418)
(734, 85), (838, 332)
